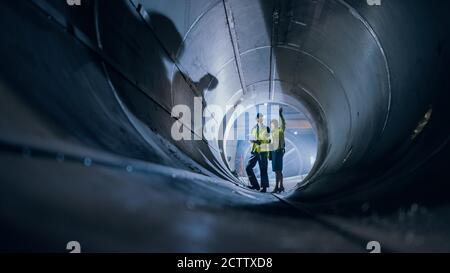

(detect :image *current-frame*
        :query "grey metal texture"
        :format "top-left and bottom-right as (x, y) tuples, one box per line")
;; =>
(0, 0), (449, 252)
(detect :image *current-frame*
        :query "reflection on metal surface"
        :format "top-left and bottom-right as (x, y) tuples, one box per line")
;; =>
(0, 0), (449, 252)
(411, 107), (433, 140)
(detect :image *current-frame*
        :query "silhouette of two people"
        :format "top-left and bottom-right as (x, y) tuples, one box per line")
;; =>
(106, 7), (218, 121)
(149, 12), (218, 101)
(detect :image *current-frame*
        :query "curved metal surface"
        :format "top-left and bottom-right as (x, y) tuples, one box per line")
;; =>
(0, 0), (449, 252)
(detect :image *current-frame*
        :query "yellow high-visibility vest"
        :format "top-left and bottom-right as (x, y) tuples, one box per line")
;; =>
(250, 124), (270, 153)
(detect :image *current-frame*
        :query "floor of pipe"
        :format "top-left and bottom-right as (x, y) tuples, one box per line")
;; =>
(1, 135), (449, 252)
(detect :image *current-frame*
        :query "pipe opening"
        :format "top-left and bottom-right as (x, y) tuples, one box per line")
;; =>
(220, 102), (318, 193)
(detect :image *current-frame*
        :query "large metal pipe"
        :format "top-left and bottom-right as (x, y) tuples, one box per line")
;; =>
(93, 0), (450, 201)
(0, 0), (449, 252)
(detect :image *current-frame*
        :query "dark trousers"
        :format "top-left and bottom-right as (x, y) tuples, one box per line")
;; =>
(246, 152), (269, 190)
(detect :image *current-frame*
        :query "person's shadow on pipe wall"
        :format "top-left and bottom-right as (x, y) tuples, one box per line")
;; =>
(149, 12), (218, 106)
(98, 2), (218, 135)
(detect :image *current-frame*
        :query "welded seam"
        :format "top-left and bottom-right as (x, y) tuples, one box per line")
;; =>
(170, 0), (223, 102)
(93, 1), (187, 167)
(223, 0), (248, 96)
(339, 0), (392, 135)
(240, 45), (272, 56)
(131, 0), (233, 179)
(269, 5), (279, 101)
(0, 138), (221, 185)
(128, 2), (201, 100)
(27, 0), (225, 170)
(198, 150), (243, 186)
(217, 45), (353, 165)
(28, 0), (171, 115)
(100, 2), (229, 175)
(127, 1), (222, 129)
(278, 44), (354, 162)
(176, 0), (222, 59)
(291, 83), (330, 186)
(217, 44), (350, 115)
